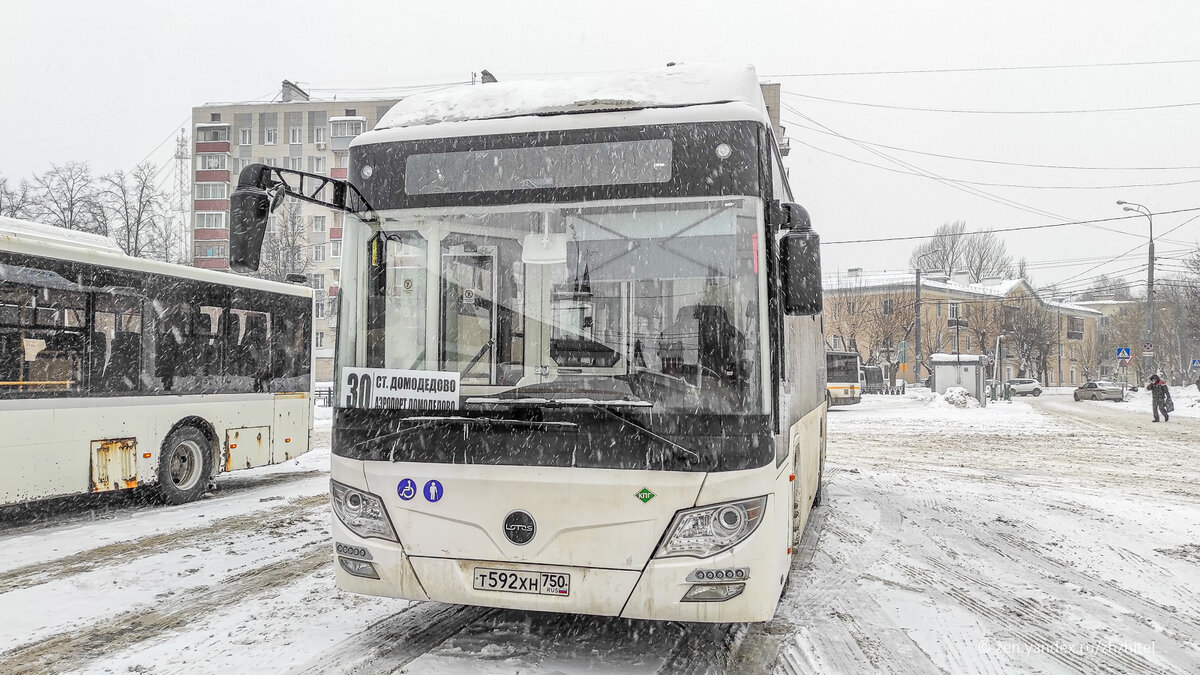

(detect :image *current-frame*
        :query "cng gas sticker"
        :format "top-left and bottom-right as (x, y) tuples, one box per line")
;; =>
(341, 367), (460, 411)
(397, 478), (417, 501)
(423, 480), (444, 503)
(635, 487), (656, 503)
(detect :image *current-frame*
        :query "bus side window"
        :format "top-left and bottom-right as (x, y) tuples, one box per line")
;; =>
(269, 293), (312, 391)
(0, 253), (87, 398)
(230, 289), (273, 393)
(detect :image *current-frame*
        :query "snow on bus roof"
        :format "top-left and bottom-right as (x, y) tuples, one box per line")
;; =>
(375, 63), (766, 130)
(0, 216), (124, 254)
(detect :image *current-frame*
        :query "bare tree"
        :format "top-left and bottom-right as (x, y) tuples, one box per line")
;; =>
(1079, 273), (1133, 301)
(1006, 297), (1056, 379)
(100, 163), (165, 258)
(909, 220), (1013, 282)
(258, 199), (310, 282)
(861, 285), (916, 381)
(0, 175), (38, 219)
(31, 161), (107, 234)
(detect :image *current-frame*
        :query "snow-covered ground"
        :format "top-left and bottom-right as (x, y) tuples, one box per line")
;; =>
(2, 394), (1198, 674)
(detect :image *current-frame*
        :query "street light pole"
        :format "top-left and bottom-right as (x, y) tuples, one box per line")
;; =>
(913, 249), (942, 385)
(1117, 200), (1155, 379)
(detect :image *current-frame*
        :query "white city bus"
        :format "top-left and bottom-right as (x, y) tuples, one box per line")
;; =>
(229, 64), (827, 622)
(825, 350), (862, 406)
(0, 217), (313, 506)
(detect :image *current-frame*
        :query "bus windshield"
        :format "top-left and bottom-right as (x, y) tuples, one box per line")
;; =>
(340, 197), (767, 416)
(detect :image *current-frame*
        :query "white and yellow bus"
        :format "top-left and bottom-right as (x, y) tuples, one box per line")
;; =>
(825, 350), (862, 406)
(230, 64), (827, 622)
(0, 217), (313, 506)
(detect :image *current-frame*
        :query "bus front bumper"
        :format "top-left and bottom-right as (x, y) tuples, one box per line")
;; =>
(332, 514), (781, 623)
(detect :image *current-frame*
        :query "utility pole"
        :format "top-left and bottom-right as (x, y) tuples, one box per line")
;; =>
(913, 249), (941, 385)
(1117, 201), (1154, 379)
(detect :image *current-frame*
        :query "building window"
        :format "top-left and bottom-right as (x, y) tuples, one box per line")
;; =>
(197, 127), (229, 142)
(330, 120), (365, 138)
(290, 127), (303, 144)
(308, 156), (327, 174)
(344, 108), (356, 116)
(263, 157), (278, 167)
(1067, 316), (1085, 340)
(236, 157), (252, 172)
(197, 153), (228, 170)
(331, 240), (341, 258)
(193, 241), (228, 258)
(265, 128), (278, 145)
(194, 212), (225, 229)
(313, 244), (326, 262)
(194, 183), (227, 199)
(847, 301), (855, 315)
(1070, 367), (1077, 385)
(936, 301), (942, 317)
(952, 334), (960, 353)
(949, 303), (960, 320)
(965, 336), (971, 352)
(881, 298), (894, 316)
(239, 128), (252, 145)
(286, 156), (303, 171)
(311, 273), (325, 290)
(210, 113), (221, 122)
(315, 331), (325, 347)
(312, 215), (326, 232)
(314, 126), (326, 144)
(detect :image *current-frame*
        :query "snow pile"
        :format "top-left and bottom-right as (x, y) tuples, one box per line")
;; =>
(1099, 381), (1200, 419)
(375, 63), (764, 129)
(939, 386), (981, 409)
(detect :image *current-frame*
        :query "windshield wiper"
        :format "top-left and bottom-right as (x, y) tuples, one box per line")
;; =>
(344, 415), (578, 460)
(466, 397), (698, 464)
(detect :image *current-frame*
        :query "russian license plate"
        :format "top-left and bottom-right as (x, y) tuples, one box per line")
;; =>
(472, 567), (571, 596)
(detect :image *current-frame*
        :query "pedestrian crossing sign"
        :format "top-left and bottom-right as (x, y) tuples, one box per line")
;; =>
(1191, 358), (1200, 369)
(1116, 347), (1131, 359)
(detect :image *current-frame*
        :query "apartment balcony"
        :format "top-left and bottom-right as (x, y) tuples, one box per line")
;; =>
(193, 228), (228, 240)
(194, 258), (229, 269)
(193, 199), (229, 211)
(331, 168), (348, 180)
(1067, 330), (1084, 341)
(195, 170), (230, 183)
(329, 227), (342, 240)
(196, 141), (231, 153)
(947, 318), (969, 329)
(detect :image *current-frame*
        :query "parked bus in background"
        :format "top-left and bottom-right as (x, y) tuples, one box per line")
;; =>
(0, 217), (314, 506)
(825, 350), (861, 405)
(229, 64), (827, 622)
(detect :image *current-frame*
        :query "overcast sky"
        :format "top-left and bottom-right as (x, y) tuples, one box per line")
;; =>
(3, 0), (1199, 291)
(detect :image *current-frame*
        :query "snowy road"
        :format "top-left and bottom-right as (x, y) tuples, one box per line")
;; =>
(2, 395), (1199, 674)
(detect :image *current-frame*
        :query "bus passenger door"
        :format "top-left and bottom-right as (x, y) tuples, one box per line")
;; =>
(439, 247), (497, 385)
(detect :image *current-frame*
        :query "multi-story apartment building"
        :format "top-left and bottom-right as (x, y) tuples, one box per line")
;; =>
(191, 80), (788, 381)
(190, 81), (401, 380)
(824, 270), (1102, 387)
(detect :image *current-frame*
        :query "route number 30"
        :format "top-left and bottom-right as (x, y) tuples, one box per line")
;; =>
(345, 372), (374, 408)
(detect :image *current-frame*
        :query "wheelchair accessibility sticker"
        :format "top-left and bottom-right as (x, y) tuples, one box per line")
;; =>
(397, 478), (417, 501)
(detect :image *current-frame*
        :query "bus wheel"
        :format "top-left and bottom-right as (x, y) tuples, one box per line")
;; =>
(156, 426), (213, 505)
(812, 464), (824, 507)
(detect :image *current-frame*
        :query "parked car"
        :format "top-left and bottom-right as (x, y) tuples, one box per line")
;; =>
(1074, 381), (1124, 402)
(1007, 378), (1043, 396)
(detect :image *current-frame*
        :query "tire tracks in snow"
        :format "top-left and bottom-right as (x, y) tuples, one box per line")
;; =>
(0, 494), (328, 595)
(0, 540), (330, 675)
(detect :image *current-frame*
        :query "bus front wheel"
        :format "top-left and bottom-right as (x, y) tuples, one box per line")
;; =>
(156, 426), (213, 505)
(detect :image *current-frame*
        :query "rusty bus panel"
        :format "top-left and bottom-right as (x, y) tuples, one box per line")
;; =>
(225, 426), (272, 470)
(90, 438), (137, 492)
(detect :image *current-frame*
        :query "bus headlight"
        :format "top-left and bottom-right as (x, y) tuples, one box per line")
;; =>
(331, 480), (397, 541)
(655, 496), (767, 559)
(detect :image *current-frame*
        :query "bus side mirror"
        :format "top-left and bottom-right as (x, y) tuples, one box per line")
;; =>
(781, 226), (823, 316)
(229, 186), (271, 273)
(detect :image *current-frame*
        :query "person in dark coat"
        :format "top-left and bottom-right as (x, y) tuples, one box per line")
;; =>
(1148, 374), (1170, 422)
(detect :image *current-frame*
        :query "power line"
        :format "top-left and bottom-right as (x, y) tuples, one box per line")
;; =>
(784, 105), (1079, 225)
(782, 90), (1200, 115)
(785, 120), (1200, 171)
(822, 209), (1200, 246)
(763, 58), (1200, 78)
(785, 133), (1200, 191)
